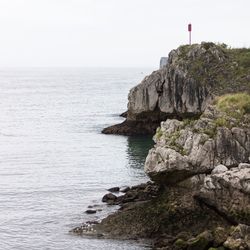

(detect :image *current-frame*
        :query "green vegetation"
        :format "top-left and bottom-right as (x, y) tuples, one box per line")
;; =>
(196, 93), (250, 138)
(202, 126), (217, 138)
(174, 238), (188, 248)
(167, 130), (187, 156)
(155, 126), (187, 155)
(182, 118), (196, 128)
(215, 93), (250, 117)
(229, 47), (250, 68)
(176, 42), (250, 95)
(155, 127), (163, 139)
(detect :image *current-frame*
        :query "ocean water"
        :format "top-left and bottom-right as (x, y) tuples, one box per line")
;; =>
(0, 68), (154, 250)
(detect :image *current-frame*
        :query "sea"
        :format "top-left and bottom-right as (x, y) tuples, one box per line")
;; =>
(0, 68), (155, 250)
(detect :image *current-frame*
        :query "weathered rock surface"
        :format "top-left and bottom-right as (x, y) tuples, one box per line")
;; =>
(103, 42), (250, 135)
(145, 106), (250, 184)
(73, 178), (249, 249)
(94, 182), (231, 241)
(78, 45), (250, 249)
(224, 224), (250, 250)
(196, 164), (250, 225)
(102, 182), (161, 207)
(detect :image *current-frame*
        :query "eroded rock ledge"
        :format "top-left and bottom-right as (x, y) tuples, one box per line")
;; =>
(145, 105), (250, 184)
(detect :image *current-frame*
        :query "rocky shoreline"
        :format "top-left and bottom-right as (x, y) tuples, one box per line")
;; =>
(72, 178), (250, 249)
(74, 43), (250, 249)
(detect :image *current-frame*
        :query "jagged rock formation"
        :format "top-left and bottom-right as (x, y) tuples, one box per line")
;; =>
(145, 105), (250, 184)
(197, 163), (250, 226)
(102, 42), (250, 135)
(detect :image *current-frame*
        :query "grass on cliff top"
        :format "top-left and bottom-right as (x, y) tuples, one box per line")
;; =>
(229, 47), (250, 68)
(215, 93), (250, 117)
(177, 43), (250, 95)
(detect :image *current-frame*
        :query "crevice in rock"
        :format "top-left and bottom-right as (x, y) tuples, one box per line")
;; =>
(194, 195), (238, 226)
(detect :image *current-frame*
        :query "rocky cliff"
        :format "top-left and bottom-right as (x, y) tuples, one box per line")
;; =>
(145, 98), (250, 184)
(75, 44), (250, 250)
(91, 94), (250, 250)
(102, 42), (250, 135)
(145, 94), (250, 227)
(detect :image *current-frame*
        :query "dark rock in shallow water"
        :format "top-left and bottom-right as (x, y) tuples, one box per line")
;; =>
(120, 111), (128, 118)
(94, 182), (231, 240)
(102, 119), (160, 135)
(73, 181), (250, 249)
(102, 182), (161, 207)
(102, 193), (117, 203)
(86, 220), (99, 225)
(120, 186), (130, 193)
(107, 187), (120, 193)
(85, 209), (97, 214)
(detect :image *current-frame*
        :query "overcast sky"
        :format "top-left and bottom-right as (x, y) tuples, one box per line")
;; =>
(0, 0), (249, 67)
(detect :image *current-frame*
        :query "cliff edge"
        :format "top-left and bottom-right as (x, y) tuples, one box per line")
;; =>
(102, 42), (250, 135)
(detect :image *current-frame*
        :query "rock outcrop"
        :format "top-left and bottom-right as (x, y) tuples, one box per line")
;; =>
(196, 163), (250, 226)
(77, 44), (250, 249)
(145, 105), (250, 184)
(92, 94), (250, 249)
(102, 43), (250, 135)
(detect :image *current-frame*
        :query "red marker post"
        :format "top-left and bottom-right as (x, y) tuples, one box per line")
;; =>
(188, 23), (192, 45)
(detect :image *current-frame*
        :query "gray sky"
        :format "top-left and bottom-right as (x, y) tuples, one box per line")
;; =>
(0, 0), (249, 67)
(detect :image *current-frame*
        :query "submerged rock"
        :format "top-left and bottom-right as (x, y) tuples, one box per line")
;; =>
(102, 182), (161, 207)
(85, 209), (97, 214)
(107, 187), (120, 193)
(102, 193), (117, 203)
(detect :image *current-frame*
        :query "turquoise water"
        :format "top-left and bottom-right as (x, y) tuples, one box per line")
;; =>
(0, 68), (154, 250)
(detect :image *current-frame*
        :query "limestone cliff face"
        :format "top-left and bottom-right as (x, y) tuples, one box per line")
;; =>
(145, 105), (250, 184)
(127, 47), (212, 120)
(95, 44), (250, 249)
(197, 163), (250, 226)
(144, 98), (250, 226)
(103, 42), (250, 135)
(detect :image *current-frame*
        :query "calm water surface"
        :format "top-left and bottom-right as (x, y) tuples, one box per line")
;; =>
(0, 68), (154, 250)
